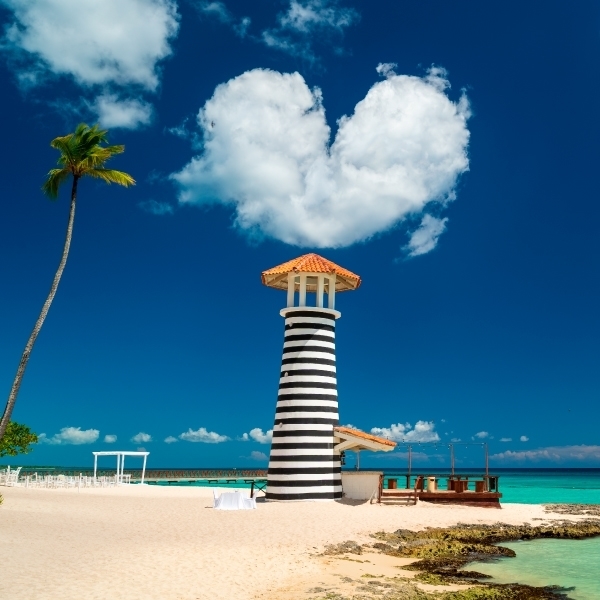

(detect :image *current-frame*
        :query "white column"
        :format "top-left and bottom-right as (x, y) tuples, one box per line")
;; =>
(141, 455), (147, 485)
(299, 274), (307, 307)
(328, 275), (336, 310)
(287, 273), (295, 307)
(121, 454), (126, 484)
(317, 275), (325, 308)
(93, 454), (97, 479)
(116, 454), (121, 484)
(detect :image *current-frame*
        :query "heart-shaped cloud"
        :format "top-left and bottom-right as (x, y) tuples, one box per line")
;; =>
(171, 64), (470, 249)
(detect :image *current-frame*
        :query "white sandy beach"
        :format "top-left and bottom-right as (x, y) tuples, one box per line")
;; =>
(0, 485), (580, 600)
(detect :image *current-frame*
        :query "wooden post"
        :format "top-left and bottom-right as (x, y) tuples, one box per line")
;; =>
(484, 443), (489, 477)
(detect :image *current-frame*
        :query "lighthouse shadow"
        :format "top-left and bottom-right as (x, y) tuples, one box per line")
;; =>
(335, 498), (372, 506)
(254, 497), (369, 505)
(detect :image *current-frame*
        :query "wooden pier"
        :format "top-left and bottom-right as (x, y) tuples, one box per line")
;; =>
(377, 473), (502, 508)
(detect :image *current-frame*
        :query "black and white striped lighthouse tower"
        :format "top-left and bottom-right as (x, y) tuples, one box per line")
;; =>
(261, 254), (361, 501)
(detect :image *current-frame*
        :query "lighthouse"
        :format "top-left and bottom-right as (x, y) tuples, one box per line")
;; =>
(261, 254), (361, 501)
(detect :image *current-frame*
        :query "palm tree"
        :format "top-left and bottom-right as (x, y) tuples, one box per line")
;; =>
(0, 124), (135, 440)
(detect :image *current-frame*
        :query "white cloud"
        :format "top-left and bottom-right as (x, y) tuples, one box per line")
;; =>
(250, 450), (268, 461)
(242, 428), (273, 444)
(280, 0), (357, 32)
(1, 0), (179, 90)
(376, 62), (397, 78)
(405, 214), (448, 257)
(491, 445), (600, 463)
(192, 1), (251, 37)
(139, 199), (175, 216)
(474, 431), (489, 439)
(131, 432), (152, 444)
(172, 66), (470, 249)
(103, 434), (117, 444)
(370, 421), (440, 443)
(450, 438), (461, 442)
(92, 94), (153, 129)
(500, 437), (512, 442)
(166, 117), (193, 139)
(520, 436), (529, 442)
(196, 1), (232, 22)
(39, 426), (99, 445)
(262, 0), (359, 60)
(164, 436), (178, 444)
(1, 0), (179, 128)
(179, 427), (229, 443)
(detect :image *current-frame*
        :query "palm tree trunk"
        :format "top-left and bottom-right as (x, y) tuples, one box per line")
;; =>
(0, 176), (79, 440)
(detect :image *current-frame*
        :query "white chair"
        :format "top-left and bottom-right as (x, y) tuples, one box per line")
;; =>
(0, 466), (8, 486)
(5, 466), (22, 487)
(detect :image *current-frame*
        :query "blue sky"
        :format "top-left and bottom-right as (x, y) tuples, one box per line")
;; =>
(0, 0), (599, 469)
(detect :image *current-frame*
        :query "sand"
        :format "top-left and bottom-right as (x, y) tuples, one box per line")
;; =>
(0, 485), (578, 600)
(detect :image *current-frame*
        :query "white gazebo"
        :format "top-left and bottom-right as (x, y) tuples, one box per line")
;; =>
(92, 451), (149, 484)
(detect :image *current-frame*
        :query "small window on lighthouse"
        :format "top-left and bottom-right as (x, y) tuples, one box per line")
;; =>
(284, 372), (289, 377)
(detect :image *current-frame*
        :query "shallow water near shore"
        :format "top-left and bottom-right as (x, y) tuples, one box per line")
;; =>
(469, 537), (600, 599)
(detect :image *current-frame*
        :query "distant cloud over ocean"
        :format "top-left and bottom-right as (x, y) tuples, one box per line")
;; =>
(39, 426), (99, 445)
(492, 445), (600, 463)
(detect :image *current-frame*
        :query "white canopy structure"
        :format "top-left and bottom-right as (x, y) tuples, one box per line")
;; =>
(92, 451), (149, 484)
(333, 426), (396, 470)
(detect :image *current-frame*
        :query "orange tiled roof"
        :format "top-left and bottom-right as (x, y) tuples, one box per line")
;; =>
(261, 253), (361, 292)
(334, 426), (397, 448)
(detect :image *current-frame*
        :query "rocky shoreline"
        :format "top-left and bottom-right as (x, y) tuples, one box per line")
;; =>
(316, 510), (600, 600)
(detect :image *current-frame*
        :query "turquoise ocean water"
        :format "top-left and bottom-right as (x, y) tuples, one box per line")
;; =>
(432, 469), (600, 599)
(470, 538), (600, 600)
(379, 468), (600, 504)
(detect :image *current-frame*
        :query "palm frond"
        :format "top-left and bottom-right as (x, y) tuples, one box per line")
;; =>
(86, 169), (136, 187)
(81, 145), (125, 169)
(50, 135), (76, 167)
(42, 168), (70, 199)
(46, 123), (133, 193)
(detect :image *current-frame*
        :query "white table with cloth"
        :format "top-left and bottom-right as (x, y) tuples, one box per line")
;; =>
(212, 490), (257, 510)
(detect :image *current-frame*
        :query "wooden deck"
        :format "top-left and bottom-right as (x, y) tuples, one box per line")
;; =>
(380, 489), (502, 508)
(379, 473), (503, 508)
